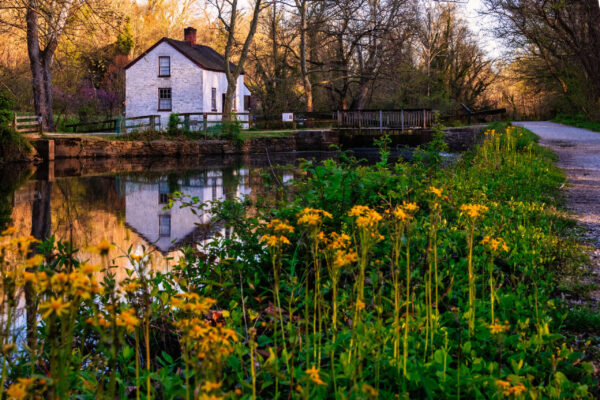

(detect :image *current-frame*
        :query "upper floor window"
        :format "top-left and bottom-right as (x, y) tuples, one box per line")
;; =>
(159, 56), (170, 77)
(211, 88), (217, 111)
(158, 88), (172, 111)
(244, 95), (251, 111)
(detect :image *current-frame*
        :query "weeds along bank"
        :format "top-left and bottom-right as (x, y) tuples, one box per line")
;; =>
(0, 123), (596, 399)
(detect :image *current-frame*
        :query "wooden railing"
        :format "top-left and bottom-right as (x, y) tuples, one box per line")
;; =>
(65, 119), (118, 133)
(336, 109), (434, 133)
(13, 113), (42, 134)
(124, 115), (161, 132)
(174, 112), (253, 133)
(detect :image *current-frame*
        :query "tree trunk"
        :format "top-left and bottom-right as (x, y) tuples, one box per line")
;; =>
(26, 6), (56, 131)
(297, 0), (313, 112)
(222, 0), (263, 123)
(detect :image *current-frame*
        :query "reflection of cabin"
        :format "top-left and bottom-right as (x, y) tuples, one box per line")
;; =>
(124, 169), (252, 254)
(125, 172), (224, 253)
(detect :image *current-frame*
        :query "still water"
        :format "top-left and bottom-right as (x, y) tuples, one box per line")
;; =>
(2, 150), (402, 279)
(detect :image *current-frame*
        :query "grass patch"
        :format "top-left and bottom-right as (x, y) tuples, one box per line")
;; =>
(553, 114), (600, 132)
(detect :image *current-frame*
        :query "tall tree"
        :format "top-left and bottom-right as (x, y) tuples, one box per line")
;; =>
(0, 0), (116, 130)
(211, 0), (264, 121)
(483, 0), (600, 116)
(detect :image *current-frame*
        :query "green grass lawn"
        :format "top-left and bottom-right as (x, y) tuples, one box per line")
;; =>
(553, 114), (600, 132)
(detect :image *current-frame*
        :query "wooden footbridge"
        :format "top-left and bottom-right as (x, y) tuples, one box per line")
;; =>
(334, 109), (434, 134)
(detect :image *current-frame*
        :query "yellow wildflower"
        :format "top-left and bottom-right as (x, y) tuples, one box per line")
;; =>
(362, 383), (378, 397)
(460, 203), (488, 219)
(356, 299), (366, 311)
(117, 308), (140, 332)
(428, 186), (443, 198)
(39, 297), (71, 319)
(305, 365), (326, 385)
(6, 382), (27, 400)
(489, 321), (509, 335)
(297, 208), (332, 227)
(88, 239), (114, 256)
(25, 254), (44, 267)
(510, 382), (527, 396)
(495, 380), (511, 396)
(201, 381), (222, 392)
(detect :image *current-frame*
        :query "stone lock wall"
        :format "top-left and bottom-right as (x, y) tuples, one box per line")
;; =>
(43, 130), (339, 161)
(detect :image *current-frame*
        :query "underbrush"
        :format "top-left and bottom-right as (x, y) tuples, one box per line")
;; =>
(0, 123), (597, 399)
(0, 125), (31, 163)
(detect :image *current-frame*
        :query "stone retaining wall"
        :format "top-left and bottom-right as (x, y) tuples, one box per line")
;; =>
(34, 130), (339, 161)
(27, 127), (480, 162)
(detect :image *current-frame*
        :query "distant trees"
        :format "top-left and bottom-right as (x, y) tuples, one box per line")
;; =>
(483, 0), (600, 119)
(0, 0), (499, 122)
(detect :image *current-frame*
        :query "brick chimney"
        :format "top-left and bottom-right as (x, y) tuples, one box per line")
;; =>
(184, 27), (197, 46)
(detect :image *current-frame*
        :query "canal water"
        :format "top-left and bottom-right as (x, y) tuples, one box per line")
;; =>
(1, 149), (409, 279)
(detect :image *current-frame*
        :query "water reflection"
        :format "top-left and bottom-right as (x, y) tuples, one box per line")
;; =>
(6, 155), (308, 278)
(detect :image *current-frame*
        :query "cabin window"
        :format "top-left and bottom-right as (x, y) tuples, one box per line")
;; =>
(158, 56), (170, 77)
(211, 88), (217, 111)
(158, 88), (172, 111)
(244, 95), (251, 111)
(159, 214), (171, 237)
(158, 182), (169, 204)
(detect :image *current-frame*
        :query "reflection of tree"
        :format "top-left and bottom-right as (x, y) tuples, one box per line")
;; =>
(0, 165), (33, 231)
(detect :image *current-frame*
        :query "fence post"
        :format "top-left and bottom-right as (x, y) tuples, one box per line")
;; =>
(184, 114), (190, 131)
(203, 113), (208, 138)
(337, 110), (341, 127)
(12, 113), (16, 131)
(423, 109), (427, 129)
(401, 110), (404, 134)
(249, 113), (253, 130)
(379, 110), (383, 135)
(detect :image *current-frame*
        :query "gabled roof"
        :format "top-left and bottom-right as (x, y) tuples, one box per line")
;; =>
(125, 37), (241, 74)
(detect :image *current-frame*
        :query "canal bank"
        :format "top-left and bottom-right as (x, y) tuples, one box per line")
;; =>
(21, 126), (483, 162)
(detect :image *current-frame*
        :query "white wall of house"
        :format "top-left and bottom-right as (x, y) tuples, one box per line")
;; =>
(126, 41), (252, 129)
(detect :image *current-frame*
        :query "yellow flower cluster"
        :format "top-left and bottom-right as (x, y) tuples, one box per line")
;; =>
(116, 308), (140, 332)
(305, 365), (326, 385)
(460, 203), (488, 220)
(297, 208), (332, 227)
(349, 205), (382, 229)
(266, 219), (294, 234)
(333, 249), (358, 269)
(171, 293), (217, 314)
(390, 201), (419, 222)
(6, 377), (38, 400)
(87, 239), (114, 256)
(488, 320), (510, 335)
(481, 236), (509, 253)
(484, 129), (498, 137)
(495, 379), (527, 396)
(428, 186), (443, 198)
(260, 234), (291, 248)
(172, 293), (237, 365)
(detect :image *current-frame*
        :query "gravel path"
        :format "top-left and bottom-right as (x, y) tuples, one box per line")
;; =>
(515, 121), (600, 243)
(515, 121), (600, 305)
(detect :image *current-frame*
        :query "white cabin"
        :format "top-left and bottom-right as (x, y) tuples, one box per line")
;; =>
(125, 27), (251, 129)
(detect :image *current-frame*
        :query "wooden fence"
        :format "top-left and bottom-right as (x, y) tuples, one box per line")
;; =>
(13, 114), (42, 134)
(335, 109), (434, 133)
(124, 115), (161, 132)
(65, 119), (118, 133)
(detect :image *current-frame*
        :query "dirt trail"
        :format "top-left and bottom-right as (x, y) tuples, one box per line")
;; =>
(515, 121), (600, 301)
